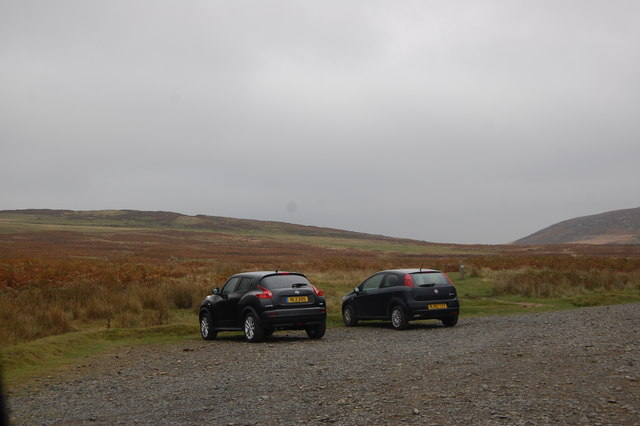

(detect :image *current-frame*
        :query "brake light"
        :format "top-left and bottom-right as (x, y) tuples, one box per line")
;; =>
(443, 273), (455, 286)
(257, 285), (273, 299)
(312, 285), (324, 296)
(404, 274), (414, 287)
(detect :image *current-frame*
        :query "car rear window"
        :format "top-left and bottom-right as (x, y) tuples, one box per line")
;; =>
(411, 272), (450, 286)
(261, 274), (310, 289)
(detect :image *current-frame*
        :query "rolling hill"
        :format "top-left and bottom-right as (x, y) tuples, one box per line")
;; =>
(0, 209), (483, 258)
(0, 208), (382, 239)
(514, 207), (640, 245)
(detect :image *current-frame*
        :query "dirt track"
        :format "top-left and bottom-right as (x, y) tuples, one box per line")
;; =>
(8, 303), (640, 425)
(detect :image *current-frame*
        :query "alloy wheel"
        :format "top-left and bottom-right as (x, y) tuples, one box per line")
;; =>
(344, 308), (352, 323)
(244, 315), (256, 340)
(200, 316), (209, 338)
(391, 308), (402, 328)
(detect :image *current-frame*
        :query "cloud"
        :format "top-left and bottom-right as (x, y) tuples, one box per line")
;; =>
(1, 0), (639, 244)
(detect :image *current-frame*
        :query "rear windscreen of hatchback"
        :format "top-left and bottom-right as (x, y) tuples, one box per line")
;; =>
(411, 272), (450, 286)
(262, 274), (311, 289)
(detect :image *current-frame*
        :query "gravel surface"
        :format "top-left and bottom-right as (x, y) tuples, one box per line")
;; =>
(8, 303), (640, 425)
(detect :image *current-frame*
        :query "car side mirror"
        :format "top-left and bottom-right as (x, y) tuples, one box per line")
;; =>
(354, 287), (361, 294)
(212, 288), (220, 295)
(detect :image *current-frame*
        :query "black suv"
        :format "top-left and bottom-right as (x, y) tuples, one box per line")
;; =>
(341, 269), (459, 330)
(199, 271), (327, 342)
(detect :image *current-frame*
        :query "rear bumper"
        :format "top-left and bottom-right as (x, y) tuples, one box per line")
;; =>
(259, 306), (327, 329)
(407, 299), (460, 320)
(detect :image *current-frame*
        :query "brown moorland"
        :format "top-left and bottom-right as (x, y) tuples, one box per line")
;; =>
(1, 209), (640, 347)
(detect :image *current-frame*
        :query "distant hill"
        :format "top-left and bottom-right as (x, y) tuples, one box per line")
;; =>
(0, 209), (481, 257)
(514, 207), (640, 245)
(0, 209), (387, 240)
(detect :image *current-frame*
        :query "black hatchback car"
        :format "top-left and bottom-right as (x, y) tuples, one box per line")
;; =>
(342, 269), (459, 330)
(199, 271), (327, 342)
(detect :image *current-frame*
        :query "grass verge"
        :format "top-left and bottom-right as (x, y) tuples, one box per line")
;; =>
(453, 272), (640, 316)
(1, 323), (197, 388)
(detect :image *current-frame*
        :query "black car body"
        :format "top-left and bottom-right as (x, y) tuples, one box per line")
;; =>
(342, 269), (459, 329)
(199, 271), (327, 342)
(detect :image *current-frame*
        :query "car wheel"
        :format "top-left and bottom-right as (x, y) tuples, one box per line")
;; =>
(243, 312), (264, 343)
(306, 321), (326, 339)
(390, 305), (409, 330)
(342, 305), (358, 327)
(441, 315), (458, 327)
(199, 311), (217, 340)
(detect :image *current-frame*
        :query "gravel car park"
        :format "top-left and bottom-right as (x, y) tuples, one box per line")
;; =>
(9, 304), (640, 425)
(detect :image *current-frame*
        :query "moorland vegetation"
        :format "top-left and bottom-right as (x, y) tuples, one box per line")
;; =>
(1, 209), (640, 383)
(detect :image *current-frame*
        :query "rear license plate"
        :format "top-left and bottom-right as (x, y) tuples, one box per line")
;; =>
(428, 303), (448, 310)
(287, 296), (309, 303)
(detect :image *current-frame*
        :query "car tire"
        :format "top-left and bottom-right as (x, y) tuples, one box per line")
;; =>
(243, 311), (264, 343)
(199, 311), (217, 340)
(441, 315), (458, 327)
(342, 305), (358, 327)
(390, 305), (409, 330)
(306, 321), (326, 339)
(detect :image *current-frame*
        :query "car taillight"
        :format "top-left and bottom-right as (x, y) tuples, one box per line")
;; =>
(312, 285), (324, 296)
(443, 273), (455, 286)
(257, 285), (273, 299)
(404, 274), (414, 287)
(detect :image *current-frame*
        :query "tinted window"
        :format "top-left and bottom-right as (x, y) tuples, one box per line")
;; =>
(411, 272), (450, 286)
(261, 274), (310, 289)
(221, 277), (240, 295)
(236, 277), (253, 292)
(361, 273), (384, 290)
(383, 273), (400, 287)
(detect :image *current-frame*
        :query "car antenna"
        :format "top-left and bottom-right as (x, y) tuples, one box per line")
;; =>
(275, 266), (279, 273)
(419, 263), (423, 271)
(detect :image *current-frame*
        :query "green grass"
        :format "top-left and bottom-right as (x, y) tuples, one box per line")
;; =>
(235, 231), (494, 256)
(451, 272), (640, 317)
(1, 323), (198, 387)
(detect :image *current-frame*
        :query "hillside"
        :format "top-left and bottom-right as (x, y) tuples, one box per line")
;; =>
(514, 207), (640, 245)
(0, 209), (482, 258)
(0, 209), (384, 240)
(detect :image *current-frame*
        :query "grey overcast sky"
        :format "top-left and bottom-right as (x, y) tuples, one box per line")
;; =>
(1, 1), (639, 244)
